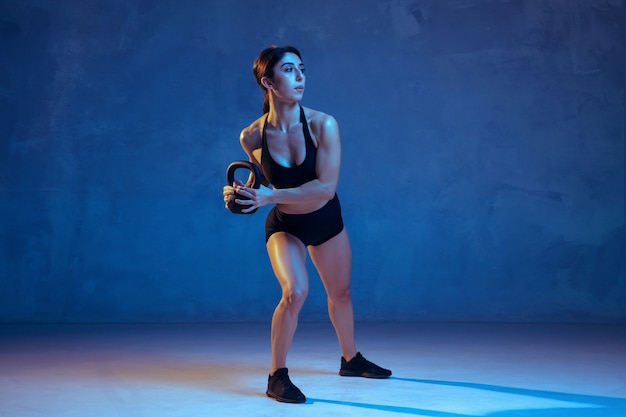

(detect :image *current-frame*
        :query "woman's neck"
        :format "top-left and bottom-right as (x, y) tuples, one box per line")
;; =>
(267, 102), (300, 132)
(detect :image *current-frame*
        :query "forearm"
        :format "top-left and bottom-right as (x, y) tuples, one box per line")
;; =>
(270, 179), (336, 205)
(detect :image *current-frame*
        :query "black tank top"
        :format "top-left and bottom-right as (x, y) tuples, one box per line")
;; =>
(261, 106), (317, 189)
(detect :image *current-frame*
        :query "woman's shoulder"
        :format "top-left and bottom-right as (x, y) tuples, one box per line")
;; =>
(239, 114), (266, 149)
(301, 106), (338, 131)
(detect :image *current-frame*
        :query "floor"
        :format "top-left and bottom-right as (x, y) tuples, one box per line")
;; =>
(0, 322), (625, 417)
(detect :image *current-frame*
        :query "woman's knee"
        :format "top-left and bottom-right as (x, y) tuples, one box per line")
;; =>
(328, 286), (351, 305)
(283, 286), (308, 308)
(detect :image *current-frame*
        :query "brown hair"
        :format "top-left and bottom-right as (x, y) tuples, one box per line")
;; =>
(252, 45), (303, 113)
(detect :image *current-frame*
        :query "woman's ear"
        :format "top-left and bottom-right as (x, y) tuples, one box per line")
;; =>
(261, 76), (273, 90)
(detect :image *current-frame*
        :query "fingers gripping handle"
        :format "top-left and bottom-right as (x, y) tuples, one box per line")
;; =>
(226, 160), (261, 214)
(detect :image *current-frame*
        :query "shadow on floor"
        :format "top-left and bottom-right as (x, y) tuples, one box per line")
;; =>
(308, 378), (626, 417)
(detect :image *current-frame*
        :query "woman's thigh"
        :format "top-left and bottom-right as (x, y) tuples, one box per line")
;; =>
(266, 231), (309, 295)
(308, 228), (352, 295)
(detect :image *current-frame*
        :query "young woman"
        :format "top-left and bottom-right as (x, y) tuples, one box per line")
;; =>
(223, 45), (391, 404)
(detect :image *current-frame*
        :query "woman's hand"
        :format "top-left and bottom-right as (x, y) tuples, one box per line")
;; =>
(232, 184), (272, 213)
(223, 180), (244, 210)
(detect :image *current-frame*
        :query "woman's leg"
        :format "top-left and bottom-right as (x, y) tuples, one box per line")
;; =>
(308, 228), (357, 361)
(266, 232), (309, 373)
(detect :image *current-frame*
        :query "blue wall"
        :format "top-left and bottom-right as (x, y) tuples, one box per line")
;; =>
(1, 0), (624, 323)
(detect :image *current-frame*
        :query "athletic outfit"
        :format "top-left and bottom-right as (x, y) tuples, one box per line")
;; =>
(261, 106), (344, 246)
(260, 107), (392, 404)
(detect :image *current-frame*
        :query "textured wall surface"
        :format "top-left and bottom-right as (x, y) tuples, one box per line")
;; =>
(1, 0), (624, 323)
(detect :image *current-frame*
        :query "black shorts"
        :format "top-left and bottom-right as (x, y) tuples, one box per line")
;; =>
(265, 194), (344, 246)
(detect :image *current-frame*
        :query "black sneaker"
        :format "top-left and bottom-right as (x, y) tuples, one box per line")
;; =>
(339, 352), (392, 379)
(266, 368), (306, 403)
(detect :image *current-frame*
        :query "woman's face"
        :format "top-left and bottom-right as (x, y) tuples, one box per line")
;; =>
(268, 52), (305, 102)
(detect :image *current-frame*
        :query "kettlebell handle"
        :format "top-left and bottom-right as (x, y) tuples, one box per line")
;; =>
(226, 160), (261, 189)
(225, 160), (261, 214)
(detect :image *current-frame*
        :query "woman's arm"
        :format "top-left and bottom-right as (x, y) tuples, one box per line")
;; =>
(237, 112), (341, 208)
(223, 120), (265, 209)
(239, 126), (269, 187)
(270, 113), (340, 203)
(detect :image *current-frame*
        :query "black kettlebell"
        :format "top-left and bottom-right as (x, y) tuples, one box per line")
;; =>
(226, 160), (261, 214)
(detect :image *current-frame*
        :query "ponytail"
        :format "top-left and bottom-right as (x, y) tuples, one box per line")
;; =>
(262, 91), (270, 114)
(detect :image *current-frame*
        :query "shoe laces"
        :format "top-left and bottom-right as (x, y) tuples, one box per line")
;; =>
(353, 352), (368, 364)
(272, 371), (292, 389)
